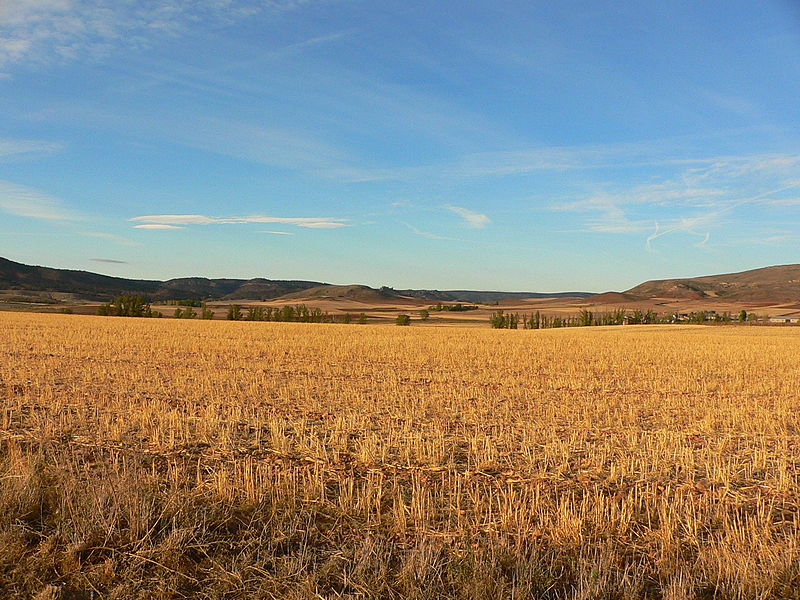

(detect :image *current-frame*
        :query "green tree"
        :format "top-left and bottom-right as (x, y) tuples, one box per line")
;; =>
(281, 305), (295, 322)
(395, 314), (411, 326)
(98, 295), (155, 317)
(115, 295), (148, 316)
(246, 306), (265, 321)
(226, 305), (242, 321)
(341, 313), (352, 324)
(357, 313), (367, 324)
(419, 309), (429, 321)
(176, 306), (196, 319)
(490, 310), (507, 329)
(739, 310), (748, 323)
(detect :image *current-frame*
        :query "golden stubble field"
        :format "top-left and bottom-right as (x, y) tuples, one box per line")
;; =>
(1, 313), (799, 599)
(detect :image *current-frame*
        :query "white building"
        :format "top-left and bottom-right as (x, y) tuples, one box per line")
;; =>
(769, 316), (800, 324)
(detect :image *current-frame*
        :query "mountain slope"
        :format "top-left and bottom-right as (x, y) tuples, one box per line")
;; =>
(277, 284), (413, 303)
(391, 288), (593, 302)
(0, 257), (592, 302)
(0, 257), (322, 301)
(0, 257), (163, 299)
(625, 264), (800, 302)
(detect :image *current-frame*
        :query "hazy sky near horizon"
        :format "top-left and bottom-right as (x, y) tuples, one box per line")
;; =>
(2, 1), (800, 292)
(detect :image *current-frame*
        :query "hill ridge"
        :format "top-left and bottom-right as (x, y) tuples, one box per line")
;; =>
(624, 264), (800, 302)
(0, 257), (592, 303)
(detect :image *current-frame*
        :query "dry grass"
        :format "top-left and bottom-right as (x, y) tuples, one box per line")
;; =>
(1, 313), (799, 599)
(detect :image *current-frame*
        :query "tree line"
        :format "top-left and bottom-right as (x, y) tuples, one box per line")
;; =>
(97, 296), (369, 324)
(428, 303), (479, 312)
(225, 304), (367, 324)
(490, 308), (759, 329)
(96, 296), (162, 318)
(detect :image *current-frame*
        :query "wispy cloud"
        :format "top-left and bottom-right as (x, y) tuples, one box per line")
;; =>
(0, 0), (318, 69)
(57, 105), (359, 174)
(751, 234), (795, 246)
(91, 258), (127, 264)
(318, 139), (723, 183)
(0, 179), (76, 220)
(446, 205), (490, 228)
(322, 137), (800, 185)
(550, 151), (800, 251)
(644, 217), (716, 252)
(764, 197), (800, 206)
(132, 223), (184, 230)
(402, 222), (462, 241)
(257, 230), (294, 235)
(0, 137), (62, 160)
(130, 213), (350, 229)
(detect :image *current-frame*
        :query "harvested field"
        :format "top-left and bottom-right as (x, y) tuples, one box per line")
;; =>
(1, 313), (799, 598)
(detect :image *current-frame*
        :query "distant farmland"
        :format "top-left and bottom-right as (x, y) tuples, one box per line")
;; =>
(1, 313), (799, 598)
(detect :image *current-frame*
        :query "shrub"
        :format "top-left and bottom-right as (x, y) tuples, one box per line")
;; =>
(97, 295), (156, 318)
(395, 314), (411, 326)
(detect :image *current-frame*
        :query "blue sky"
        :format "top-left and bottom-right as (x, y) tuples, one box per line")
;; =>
(1, 0), (800, 292)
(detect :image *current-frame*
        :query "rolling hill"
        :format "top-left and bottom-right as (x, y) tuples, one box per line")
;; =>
(6, 257), (800, 305)
(0, 257), (322, 302)
(624, 264), (800, 302)
(391, 288), (593, 302)
(276, 284), (413, 303)
(0, 257), (592, 303)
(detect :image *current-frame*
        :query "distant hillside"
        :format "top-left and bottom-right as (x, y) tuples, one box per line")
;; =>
(391, 288), (594, 303)
(277, 284), (413, 303)
(10, 256), (800, 305)
(583, 291), (645, 304)
(625, 264), (800, 302)
(0, 256), (163, 300)
(0, 257), (591, 303)
(0, 257), (321, 302)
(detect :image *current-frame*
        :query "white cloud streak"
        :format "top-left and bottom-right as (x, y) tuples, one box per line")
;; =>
(0, 0), (317, 68)
(445, 205), (490, 229)
(402, 222), (462, 241)
(132, 223), (184, 230)
(323, 138), (800, 185)
(551, 152), (800, 251)
(0, 137), (62, 159)
(0, 179), (76, 220)
(130, 213), (349, 229)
